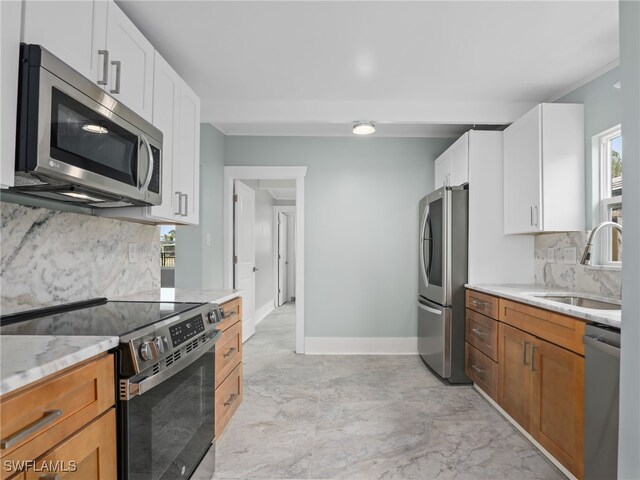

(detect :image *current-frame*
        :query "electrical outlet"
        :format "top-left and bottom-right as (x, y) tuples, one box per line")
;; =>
(547, 247), (555, 263)
(563, 247), (577, 265)
(206, 233), (212, 247)
(128, 243), (138, 263)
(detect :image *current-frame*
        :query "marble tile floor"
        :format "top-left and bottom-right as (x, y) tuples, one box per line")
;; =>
(210, 303), (564, 480)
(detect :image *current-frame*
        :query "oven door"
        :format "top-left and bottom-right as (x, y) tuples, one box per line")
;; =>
(419, 187), (451, 306)
(120, 344), (215, 480)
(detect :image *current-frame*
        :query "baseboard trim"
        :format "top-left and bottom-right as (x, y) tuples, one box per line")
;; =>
(473, 385), (576, 480)
(242, 318), (255, 343)
(254, 301), (275, 326)
(304, 337), (418, 355)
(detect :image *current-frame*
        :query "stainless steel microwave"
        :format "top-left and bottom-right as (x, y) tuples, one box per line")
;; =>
(13, 44), (162, 207)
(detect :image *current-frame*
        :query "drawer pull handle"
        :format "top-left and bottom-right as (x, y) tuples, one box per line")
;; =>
(223, 347), (237, 358)
(0, 410), (62, 449)
(222, 309), (238, 320)
(470, 299), (490, 310)
(471, 364), (484, 374)
(471, 327), (486, 337)
(223, 393), (238, 407)
(39, 475), (60, 480)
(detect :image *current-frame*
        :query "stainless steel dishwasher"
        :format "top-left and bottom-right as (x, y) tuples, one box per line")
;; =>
(583, 323), (621, 480)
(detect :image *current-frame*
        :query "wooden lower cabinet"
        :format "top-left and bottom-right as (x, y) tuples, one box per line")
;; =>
(26, 409), (117, 480)
(465, 343), (498, 400)
(215, 363), (243, 438)
(531, 338), (584, 479)
(498, 322), (535, 430)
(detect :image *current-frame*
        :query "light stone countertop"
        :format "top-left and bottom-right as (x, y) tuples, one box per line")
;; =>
(0, 335), (119, 396)
(111, 288), (242, 305)
(465, 284), (621, 329)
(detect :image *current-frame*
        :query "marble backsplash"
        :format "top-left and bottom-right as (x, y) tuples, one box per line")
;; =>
(534, 232), (621, 298)
(1, 202), (160, 315)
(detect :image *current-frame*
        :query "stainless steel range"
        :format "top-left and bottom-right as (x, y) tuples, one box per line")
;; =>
(1, 299), (224, 480)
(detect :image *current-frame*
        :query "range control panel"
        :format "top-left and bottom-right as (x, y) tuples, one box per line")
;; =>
(169, 314), (205, 347)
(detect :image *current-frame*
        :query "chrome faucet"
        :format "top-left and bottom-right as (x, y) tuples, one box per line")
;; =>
(580, 221), (623, 265)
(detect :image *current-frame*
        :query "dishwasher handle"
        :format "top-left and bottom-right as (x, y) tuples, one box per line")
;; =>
(583, 334), (621, 358)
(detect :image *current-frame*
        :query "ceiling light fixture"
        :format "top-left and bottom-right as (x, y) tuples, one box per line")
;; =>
(612, 80), (621, 91)
(353, 121), (376, 135)
(82, 124), (108, 134)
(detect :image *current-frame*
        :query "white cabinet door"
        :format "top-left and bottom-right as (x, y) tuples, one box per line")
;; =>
(150, 52), (181, 221)
(449, 133), (469, 186)
(176, 82), (201, 225)
(1, 0), (22, 188)
(434, 153), (451, 189)
(105, 1), (154, 121)
(22, 0), (107, 84)
(503, 105), (543, 234)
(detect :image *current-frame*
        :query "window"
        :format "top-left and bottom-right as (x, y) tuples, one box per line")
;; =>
(160, 226), (176, 268)
(598, 126), (622, 264)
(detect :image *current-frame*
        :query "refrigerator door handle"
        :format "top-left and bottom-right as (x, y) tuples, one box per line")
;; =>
(418, 302), (442, 315)
(419, 205), (431, 287)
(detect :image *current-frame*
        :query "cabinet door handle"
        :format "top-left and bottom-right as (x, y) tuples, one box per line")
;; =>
(183, 193), (189, 216)
(39, 475), (60, 480)
(223, 347), (237, 358)
(470, 299), (490, 311)
(223, 393), (237, 407)
(530, 206), (534, 226)
(0, 410), (62, 449)
(533, 205), (539, 227)
(174, 191), (182, 216)
(98, 50), (109, 85)
(110, 60), (121, 94)
(531, 345), (538, 371)
(522, 341), (530, 365)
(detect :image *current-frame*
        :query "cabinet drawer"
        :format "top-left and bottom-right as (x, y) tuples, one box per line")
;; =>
(215, 363), (242, 438)
(466, 290), (499, 318)
(499, 299), (586, 355)
(465, 343), (498, 401)
(0, 355), (114, 479)
(25, 409), (116, 480)
(466, 309), (498, 361)
(215, 321), (242, 388)
(217, 297), (242, 332)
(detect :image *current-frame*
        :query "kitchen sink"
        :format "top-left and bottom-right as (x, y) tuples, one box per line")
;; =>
(529, 294), (621, 311)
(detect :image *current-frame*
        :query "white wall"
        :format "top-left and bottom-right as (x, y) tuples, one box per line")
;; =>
(225, 136), (453, 338)
(618, 0), (640, 476)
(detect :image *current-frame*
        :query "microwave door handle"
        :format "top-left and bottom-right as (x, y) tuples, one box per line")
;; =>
(140, 136), (154, 191)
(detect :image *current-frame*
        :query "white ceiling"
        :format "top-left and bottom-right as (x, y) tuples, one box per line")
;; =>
(118, 1), (619, 137)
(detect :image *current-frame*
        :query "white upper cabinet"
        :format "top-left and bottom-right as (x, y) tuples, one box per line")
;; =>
(105, 1), (154, 121)
(503, 103), (584, 234)
(22, 0), (107, 84)
(434, 132), (469, 189)
(1, 0), (22, 188)
(176, 82), (201, 225)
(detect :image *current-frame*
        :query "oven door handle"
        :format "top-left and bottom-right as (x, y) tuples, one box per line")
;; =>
(121, 330), (222, 401)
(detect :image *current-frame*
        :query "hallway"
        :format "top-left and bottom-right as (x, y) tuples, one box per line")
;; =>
(212, 303), (563, 480)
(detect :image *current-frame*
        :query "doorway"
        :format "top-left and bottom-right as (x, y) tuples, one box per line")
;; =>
(224, 167), (307, 353)
(274, 206), (296, 307)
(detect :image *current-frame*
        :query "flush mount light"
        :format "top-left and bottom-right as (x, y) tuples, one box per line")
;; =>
(61, 191), (104, 202)
(82, 124), (108, 134)
(612, 80), (621, 90)
(352, 121), (376, 135)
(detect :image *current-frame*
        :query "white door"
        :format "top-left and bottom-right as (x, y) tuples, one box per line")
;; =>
(234, 181), (256, 341)
(22, 0), (107, 83)
(286, 215), (296, 301)
(503, 105), (543, 234)
(277, 213), (287, 306)
(105, 1), (154, 121)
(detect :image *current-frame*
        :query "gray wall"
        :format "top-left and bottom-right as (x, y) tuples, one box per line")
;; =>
(175, 124), (226, 289)
(557, 66), (621, 229)
(618, 0), (640, 476)
(225, 136), (453, 338)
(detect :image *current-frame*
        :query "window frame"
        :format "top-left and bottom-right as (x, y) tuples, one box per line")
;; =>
(597, 125), (622, 267)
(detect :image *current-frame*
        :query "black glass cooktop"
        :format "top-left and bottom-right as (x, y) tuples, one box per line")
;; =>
(0, 300), (204, 337)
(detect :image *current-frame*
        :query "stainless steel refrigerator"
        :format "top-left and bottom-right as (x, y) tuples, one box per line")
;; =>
(418, 186), (470, 383)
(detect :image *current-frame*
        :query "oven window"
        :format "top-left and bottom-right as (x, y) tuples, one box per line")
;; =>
(123, 347), (214, 480)
(50, 87), (138, 186)
(429, 198), (443, 287)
